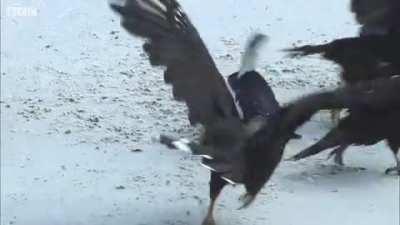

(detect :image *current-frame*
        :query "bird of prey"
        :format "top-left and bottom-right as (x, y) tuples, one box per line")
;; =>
(286, 0), (400, 83)
(283, 0), (400, 166)
(109, 0), (299, 224)
(287, 75), (400, 175)
(286, 0), (400, 125)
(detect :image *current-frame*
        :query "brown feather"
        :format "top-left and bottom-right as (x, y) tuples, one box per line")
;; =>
(110, 0), (237, 126)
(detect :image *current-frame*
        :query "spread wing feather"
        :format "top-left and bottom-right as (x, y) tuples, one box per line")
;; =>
(285, 0), (400, 84)
(285, 34), (400, 84)
(279, 76), (400, 134)
(110, 0), (237, 126)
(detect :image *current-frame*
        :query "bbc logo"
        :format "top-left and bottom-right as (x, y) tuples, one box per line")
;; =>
(7, 6), (39, 17)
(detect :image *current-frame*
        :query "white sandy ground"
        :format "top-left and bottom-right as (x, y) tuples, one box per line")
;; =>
(1, 0), (399, 225)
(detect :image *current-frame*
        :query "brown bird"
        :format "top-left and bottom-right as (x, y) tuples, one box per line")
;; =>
(287, 76), (400, 175)
(110, 0), (299, 224)
(284, 0), (400, 165)
(286, 33), (400, 86)
(286, 0), (400, 81)
(286, 0), (400, 125)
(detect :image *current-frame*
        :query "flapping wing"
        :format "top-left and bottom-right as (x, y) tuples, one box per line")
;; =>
(285, 34), (400, 84)
(110, 0), (237, 126)
(286, 0), (400, 83)
(288, 76), (400, 162)
(351, 0), (400, 34)
(280, 76), (400, 133)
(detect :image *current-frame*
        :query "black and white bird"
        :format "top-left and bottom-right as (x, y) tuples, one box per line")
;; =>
(110, 1), (299, 224)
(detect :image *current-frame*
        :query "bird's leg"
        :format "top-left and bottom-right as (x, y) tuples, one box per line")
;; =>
(202, 199), (217, 225)
(290, 140), (337, 161)
(327, 145), (349, 166)
(385, 156), (400, 175)
(289, 128), (343, 161)
(202, 173), (227, 225)
(330, 77), (343, 126)
(385, 144), (400, 175)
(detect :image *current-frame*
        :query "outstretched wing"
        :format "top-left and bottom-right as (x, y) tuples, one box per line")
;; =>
(287, 76), (400, 162)
(285, 34), (400, 84)
(279, 76), (400, 134)
(110, 0), (237, 126)
(286, 0), (400, 84)
(351, 0), (400, 35)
